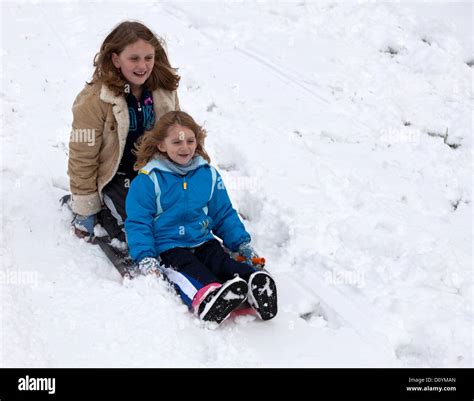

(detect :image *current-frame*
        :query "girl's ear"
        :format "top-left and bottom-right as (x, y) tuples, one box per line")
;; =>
(157, 142), (166, 153)
(111, 53), (120, 68)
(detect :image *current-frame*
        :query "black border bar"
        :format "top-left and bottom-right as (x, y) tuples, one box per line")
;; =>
(0, 368), (473, 401)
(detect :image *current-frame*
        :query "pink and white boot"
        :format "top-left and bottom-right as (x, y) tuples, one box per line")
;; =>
(192, 276), (248, 325)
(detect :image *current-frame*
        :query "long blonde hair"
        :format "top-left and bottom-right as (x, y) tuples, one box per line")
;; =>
(134, 111), (211, 170)
(88, 21), (180, 95)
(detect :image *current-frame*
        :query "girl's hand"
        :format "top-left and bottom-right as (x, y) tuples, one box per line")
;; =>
(73, 214), (96, 237)
(138, 257), (161, 275)
(236, 242), (265, 269)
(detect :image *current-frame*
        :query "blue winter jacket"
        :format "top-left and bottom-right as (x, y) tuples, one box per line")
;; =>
(125, 156), (251, 262)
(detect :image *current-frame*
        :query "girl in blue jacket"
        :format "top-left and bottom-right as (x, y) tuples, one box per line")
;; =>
(125, 111), (277, 324)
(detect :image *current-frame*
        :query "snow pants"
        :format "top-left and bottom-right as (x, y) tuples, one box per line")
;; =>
(99, 172), (130, 241)
(159, 239), (257, 307)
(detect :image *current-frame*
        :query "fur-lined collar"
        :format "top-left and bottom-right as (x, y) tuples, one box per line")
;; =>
(99, 84), (122, 105)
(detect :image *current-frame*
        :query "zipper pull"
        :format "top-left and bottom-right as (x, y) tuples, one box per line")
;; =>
(183, 181), (187, 190)
(138, 101), (142, 112)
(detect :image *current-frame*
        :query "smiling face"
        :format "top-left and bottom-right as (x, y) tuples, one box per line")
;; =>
(158, 124), (197, 165)
(112, 39), (155, 92)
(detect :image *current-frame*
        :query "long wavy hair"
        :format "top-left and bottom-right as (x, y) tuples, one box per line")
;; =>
(88, 21), (180, 95)
(134, 111), (211, 170)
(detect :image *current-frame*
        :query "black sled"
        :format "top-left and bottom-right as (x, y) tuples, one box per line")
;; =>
(60, 194), (136, 279)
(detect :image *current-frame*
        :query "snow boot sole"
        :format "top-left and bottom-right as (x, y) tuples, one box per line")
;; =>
(199, 277), (248, 325)
(248, 272), (278, 321)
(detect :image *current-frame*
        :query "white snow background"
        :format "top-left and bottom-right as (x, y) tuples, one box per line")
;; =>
(0, 0), (472, 368)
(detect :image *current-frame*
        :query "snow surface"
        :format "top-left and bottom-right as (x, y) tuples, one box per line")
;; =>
(1, 0), (472, 368)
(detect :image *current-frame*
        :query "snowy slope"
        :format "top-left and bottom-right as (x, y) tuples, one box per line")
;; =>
(1, 1), (472, 368)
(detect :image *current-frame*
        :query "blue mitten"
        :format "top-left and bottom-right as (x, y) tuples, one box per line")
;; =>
(73, 214), (96, 236)
(138, 257), (160, 276)
(237, 241), (264, 268)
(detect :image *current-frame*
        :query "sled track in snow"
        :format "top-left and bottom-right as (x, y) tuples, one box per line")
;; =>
(234, 46), (332, 106)
(164, 4), (331, 107)
(285, 269), (397, 361)
(165, 4), (372, 137)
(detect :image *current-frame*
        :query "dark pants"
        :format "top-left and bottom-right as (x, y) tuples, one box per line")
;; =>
(99, 172), (131, 241)
(160, 240), (256, 300)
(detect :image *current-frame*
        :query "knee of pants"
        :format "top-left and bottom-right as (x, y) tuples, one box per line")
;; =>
(195, 240), (228, 262)
(161, 248), (197, 269)
(161, 248), (221, 288)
